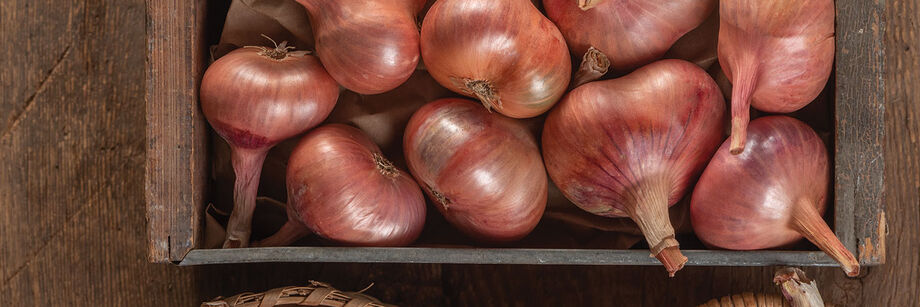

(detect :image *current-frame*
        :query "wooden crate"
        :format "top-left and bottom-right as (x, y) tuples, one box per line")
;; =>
(145, 0), (887, 266)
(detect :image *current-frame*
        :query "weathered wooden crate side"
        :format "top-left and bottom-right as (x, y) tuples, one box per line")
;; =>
(145, 0), (210, 263)
(834, 1), (887, 265)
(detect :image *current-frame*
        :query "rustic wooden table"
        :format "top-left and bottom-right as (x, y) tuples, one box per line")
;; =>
(1, 0), (917, 305)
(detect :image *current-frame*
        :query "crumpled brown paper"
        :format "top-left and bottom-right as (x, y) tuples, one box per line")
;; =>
(206, 0), (699, 250)
(212, 0), (314, 59)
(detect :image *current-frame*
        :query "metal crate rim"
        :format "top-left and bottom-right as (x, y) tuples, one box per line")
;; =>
(179, 247), (838, 267)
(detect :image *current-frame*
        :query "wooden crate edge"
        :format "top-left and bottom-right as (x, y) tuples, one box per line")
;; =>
(834, 0), (887, 265)
(145, 0), (209, 264)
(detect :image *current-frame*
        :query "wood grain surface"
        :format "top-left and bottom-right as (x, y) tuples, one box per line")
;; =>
(0, 0), (198, 305)
(1, 0), (917, 306)
(833, 0), (887, 264)
(145, 0), (209, 263)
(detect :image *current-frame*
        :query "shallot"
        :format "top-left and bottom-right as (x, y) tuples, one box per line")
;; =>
(404, 98), (547, 241)
(690, 116), (859, 276)
(718, 0), (835, 154)
(542, 59), (726, 276)
(258, 124), (427, 247)
(297, 0), (427, 94)
(420, 0), (571, 118)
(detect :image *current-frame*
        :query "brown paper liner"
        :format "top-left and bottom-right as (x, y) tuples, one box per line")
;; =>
(213, 0), (314, 59)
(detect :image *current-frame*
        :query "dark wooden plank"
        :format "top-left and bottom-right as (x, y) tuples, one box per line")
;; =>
(834, 0), (887, 264)
(0, 0), (76, 283)
(179, 247), (839, 267)
(145, 0), (210, 263)
(0, 0), (199, 305)
(856, 0), (920, 304)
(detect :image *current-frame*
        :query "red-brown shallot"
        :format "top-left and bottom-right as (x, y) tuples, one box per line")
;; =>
(297, 0), (427, 94)
(258, 124), (427, 247)
(690, 116), (859, 277)
(542, 59), (726, 276)
(404, 98), (547, 242)
(718, 0), (835, 154)
(420, 0), (571, 118)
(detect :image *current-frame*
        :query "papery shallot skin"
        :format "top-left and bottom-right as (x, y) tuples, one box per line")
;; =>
(286, 124), (426, 246)
(404, 98), (548, 242)
(543, 0), (713, 72)
(690, 116), (828, 250)
(420, 0), (571, 119)
(718, 0), (835, 153)
(297, 0), (427, 94)
(542, 59), (725, 275)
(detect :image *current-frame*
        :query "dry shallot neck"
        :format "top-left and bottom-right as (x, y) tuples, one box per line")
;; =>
(373, 153), (399, 178)
(427, 184), (451, 210)
(790, 198), (860, 277)
(622, 178), (686, 277)
(728, 60), (759, 155)
(224, 148), (270, 248)
(572, 47), (610, 88)
(246, 34), (307, 61)
(458, 78), (502, 112)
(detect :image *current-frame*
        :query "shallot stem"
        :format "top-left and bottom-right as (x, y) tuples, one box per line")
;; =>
(728, 64), (757, 155)
(571, 47), (610, 88)
(656, 247), (688, 277)
(464, 79), (502, 112)
(373, 153), (400, 177)
(791, 198), (860, 277)
(254, 220), (310, 247)
(223, 148), (269, 248)
(243, 34), (297, 60)
(623, 180), (686, 277)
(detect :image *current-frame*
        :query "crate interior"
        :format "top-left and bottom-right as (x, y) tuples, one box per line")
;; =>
(196, 0), (838, 257)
